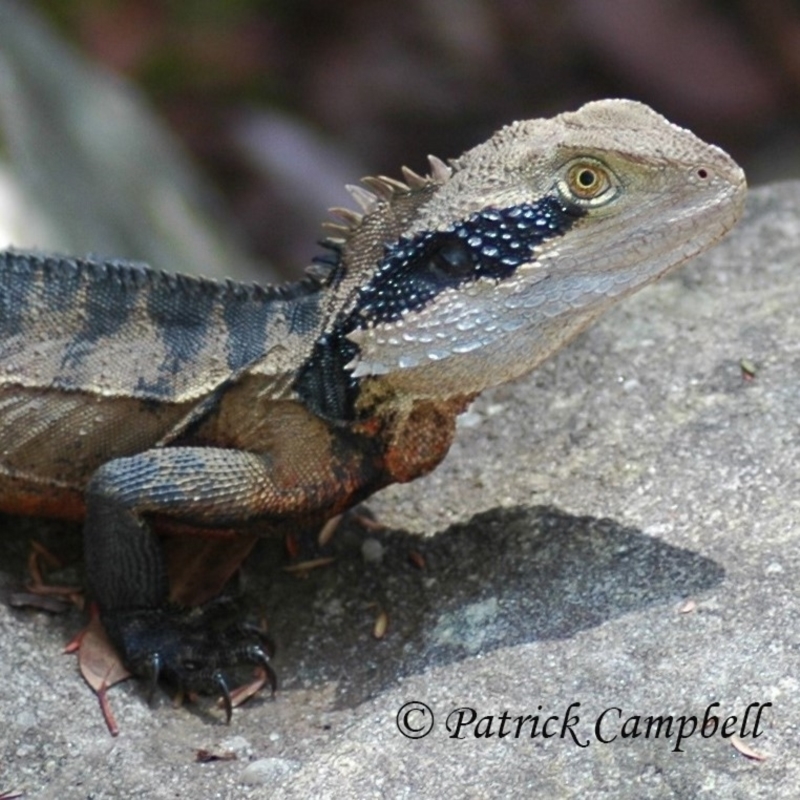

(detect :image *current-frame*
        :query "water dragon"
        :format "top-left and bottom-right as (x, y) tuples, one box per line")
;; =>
(0, 100), (746, 720)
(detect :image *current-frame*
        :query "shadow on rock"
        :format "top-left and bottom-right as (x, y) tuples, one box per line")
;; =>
(248, 504), (725, 708)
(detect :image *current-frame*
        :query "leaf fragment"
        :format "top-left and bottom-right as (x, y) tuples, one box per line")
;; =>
(283, 556), (336, 574)
(678, 599), (697, 614)
(76, 615), (132, 694)
(373, 608), (389, 639)
(317, 514), (342, 547)
(731, 735), (767, 761)
(220, 667), (271, 711)
(740, 358), (757, 380)
(196, 749), (237, 763)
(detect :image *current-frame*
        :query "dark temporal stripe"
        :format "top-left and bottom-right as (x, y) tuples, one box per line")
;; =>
(294, 195), (583, 421)
(352, 195), (581, 326)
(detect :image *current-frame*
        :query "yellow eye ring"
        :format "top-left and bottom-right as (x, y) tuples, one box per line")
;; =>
(566, 161), (612, 200)
(559, 158), (617, 206)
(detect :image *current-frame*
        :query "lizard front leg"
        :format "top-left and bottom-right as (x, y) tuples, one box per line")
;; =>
(83, 446), (356, 718)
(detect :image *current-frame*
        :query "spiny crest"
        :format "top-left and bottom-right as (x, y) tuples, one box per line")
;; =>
(8, 248), (325, 307)
(320, 153), (453, 239)
(308, 153), (454, 284)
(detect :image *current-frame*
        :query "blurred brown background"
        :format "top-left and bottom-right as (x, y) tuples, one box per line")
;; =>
(29, 0), (800, 277)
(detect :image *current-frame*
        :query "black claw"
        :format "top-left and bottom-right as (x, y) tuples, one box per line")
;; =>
(145, 652), (161, 706)
(249, 646), (278, 695)
(214, 671), (233, 724)
(264, 662), (278, 696)
(261, 633), (276, 661)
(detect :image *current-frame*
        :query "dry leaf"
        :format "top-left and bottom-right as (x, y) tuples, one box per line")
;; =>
(24, 539), (82, 608)
(352, 512), (385, 532)
(9, 592), (72, 613)
(76, 615), (132, 693)
(220, 668), (272, 711)
(67, 611), (131, 735)
(740, 358), (757, 380)
(161, 528), (259, 607)
(283, 557), (335, 574)
(284, 532), (299, 559)
(97, 684), (121, 737)
(373, 609), (389, 639)
(317, 514), (342, 547)
(731, 735), (768, 761)
(196, 749), (237, 763)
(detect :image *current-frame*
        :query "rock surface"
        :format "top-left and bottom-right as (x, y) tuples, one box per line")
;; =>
(1, 182), (798, 798)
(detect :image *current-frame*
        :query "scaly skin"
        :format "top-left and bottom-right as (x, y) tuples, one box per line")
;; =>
(0, 100), (746, 719)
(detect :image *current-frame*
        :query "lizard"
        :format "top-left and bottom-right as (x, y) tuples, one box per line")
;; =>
(0, 99), (746, 720)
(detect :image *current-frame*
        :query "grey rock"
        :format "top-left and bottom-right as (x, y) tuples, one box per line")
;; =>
(240, 757), (301, 785)
(361, 537), (385, 564)
(2, 181), (799, 797)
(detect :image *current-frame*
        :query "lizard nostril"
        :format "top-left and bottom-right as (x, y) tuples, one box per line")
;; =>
(697, 168), (709, 179)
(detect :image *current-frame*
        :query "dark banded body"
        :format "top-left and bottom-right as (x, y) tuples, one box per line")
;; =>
(0, 250), (324, 517)
(0, 250), (322, 402)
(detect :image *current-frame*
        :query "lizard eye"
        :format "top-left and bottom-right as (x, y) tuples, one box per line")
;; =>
(560, 158), (617, 205)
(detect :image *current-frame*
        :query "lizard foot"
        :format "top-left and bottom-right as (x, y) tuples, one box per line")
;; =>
(101, 601), (276, 722)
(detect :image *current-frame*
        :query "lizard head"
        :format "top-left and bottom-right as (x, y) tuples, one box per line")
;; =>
(295, 99), (747, 421)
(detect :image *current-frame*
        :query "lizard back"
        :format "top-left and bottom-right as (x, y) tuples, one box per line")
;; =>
(0, 250), (323, 403)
